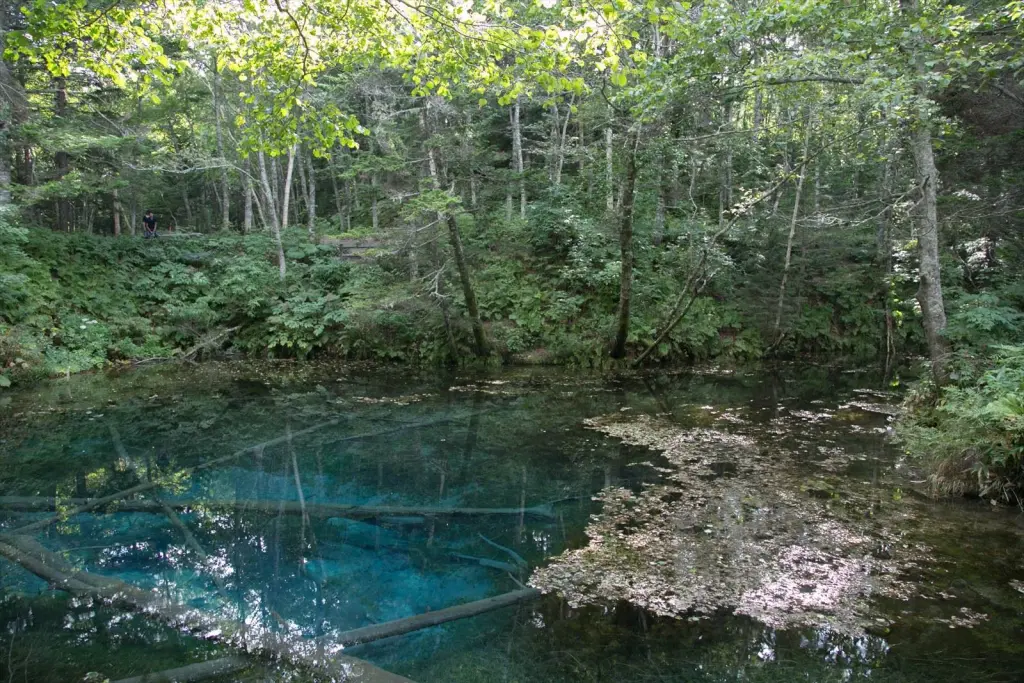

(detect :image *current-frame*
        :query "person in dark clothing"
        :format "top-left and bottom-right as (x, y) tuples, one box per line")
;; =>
(143, 210), (158, 238)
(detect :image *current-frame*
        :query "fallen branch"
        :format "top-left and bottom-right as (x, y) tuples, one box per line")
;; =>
(332, 588), (542, 647)
(176, 326), (240, 362)
(449, 552), (519, 574)
(0, 496), (556, 520)
(109, 656), (249, 683)
(0, 534), (413, 683)
(478, 533), (527, 569)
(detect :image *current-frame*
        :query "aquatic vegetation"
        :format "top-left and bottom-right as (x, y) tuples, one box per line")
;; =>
(531, 411), (942, 636)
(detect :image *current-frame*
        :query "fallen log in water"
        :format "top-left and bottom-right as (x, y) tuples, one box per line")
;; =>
(8, 408), (497, 536)
(332, 587), (542, 647)
(0, 534), (413, 683)
(8, 415), (348, 535)
(0, 496), (556, 520)
(449, 552), (520, 574)
(153, 496), (230, 598)
(109, 656), (249, 683)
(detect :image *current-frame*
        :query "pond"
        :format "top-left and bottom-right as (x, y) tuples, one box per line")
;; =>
(1, 362), (1022, 682)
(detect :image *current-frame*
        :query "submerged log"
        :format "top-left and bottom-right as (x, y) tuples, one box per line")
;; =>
(153, 496), (230, 597)
(478, 533), (528, 568)
(0, 534), (413, 683)
(0, 496), (556, 520)
(9, 408), (497, 536)
(8, 416), (346, 535)
(333, 588), (542, 647)
(109, 656), (249, 683)
(449, 552), (519, 574)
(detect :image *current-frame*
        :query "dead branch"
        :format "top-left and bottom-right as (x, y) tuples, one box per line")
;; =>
(176, 326), (240, 362)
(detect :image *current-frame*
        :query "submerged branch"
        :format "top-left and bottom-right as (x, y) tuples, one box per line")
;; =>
(331, 588), (542, 647)
(478, 533), (528, 568)
(0, 496), (557, 520)
(0, 534), (414, 683)
(109, 656), (250, 683)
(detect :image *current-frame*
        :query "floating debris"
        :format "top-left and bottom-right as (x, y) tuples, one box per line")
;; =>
(355, 393), (435, 406)
(935, 607), (990, 629)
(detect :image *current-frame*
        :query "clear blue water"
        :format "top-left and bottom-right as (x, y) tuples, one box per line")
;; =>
(0, 362), (1022, 682)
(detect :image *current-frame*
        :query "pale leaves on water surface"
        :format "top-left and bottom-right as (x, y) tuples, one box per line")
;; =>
(531, 411), (947, 636)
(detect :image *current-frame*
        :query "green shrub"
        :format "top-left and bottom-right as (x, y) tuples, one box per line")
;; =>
(897, 345), (1024, 503)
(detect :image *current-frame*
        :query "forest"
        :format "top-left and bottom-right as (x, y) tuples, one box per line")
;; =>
(0, 0), (1023, 499)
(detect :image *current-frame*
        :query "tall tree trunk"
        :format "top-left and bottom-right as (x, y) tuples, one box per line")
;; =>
(212, 54), (230, 231)
(181, 183), (193, 227)
(548, 103), (559, 183)
(243, 158), (254, 234)
(112, 189), (121, 236)
(280, 144), (296, 230)
(297, 147), (309, 215)
(0, 138), (11, 206)
(329, 156), (343, 228)
(345, 180), (352, 231)
(424, 102), (489, 357)
(912, 122), (949, 384)
(579, 119), (588, 198)
(371, 171), (379, 231)
(901, 0), (950, 385)
(511, 98), (525, 219)
(258, 150), (286, 280)
(54, 77), (71, 231)
(879, 141), (897, 377)
(128, 192), (137, 235)
(605, 127), (614, 212)
(551, 98), (573, 187)
(610, 130), (640, 359)
(654, 150), (668, 246)
(305, 149), (316, 242)
(464, 111), (477, 207)
(772, 113), (813, 341)
(0, 11), (27, 206)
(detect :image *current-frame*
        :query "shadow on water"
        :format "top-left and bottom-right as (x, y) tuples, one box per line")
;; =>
(0, 362), (1021, 682)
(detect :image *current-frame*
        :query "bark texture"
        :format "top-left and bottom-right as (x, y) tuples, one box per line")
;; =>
(610, 131), (639, 359)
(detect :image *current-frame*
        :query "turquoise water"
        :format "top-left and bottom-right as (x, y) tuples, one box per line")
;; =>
(0, 363), (1022, 682)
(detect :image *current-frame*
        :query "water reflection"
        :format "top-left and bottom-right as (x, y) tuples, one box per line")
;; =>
(0, 365), (1021, 682)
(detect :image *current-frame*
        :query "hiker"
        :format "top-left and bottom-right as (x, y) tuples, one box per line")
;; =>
(143, 210), (158, 238)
